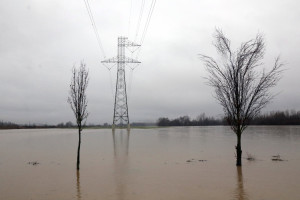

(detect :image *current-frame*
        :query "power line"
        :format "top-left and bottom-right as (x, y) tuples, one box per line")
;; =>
(136, 0), (157, 58)
(140, 0), (156, 46)
(128, 0), (133, 39)
(86, 0), (106, 58)
(134, 0), (146, 42)
(83, 0), (106, 59)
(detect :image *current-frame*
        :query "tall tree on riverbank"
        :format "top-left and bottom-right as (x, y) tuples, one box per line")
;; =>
(200, 29), (283, 166)
(68, 62), (89, 170)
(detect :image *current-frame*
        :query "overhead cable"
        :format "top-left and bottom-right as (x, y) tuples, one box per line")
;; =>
(136, 0), (157, 58)
(83, 0), (106, 59)
(140, 0), (156, 46)
(134, 0), (146, 42)
(128, 0), (133, 39)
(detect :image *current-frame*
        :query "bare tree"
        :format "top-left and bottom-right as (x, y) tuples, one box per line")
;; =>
(68, 62), (89, 170)
(200, 29), (283, 166)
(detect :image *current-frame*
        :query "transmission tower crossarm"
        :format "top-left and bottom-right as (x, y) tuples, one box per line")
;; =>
(101, 56), (141, 64)
(101, 57), (119, 63)
(124, 40), (141, 47)
(123, 57), (141, 63)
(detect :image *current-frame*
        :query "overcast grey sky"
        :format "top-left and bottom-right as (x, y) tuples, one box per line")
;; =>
(1, 0), (300, 124)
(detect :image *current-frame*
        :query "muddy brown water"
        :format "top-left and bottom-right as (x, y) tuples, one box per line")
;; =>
(0, 126), (300, 200)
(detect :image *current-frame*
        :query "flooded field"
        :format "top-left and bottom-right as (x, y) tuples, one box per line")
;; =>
(0, 126), (300, 200)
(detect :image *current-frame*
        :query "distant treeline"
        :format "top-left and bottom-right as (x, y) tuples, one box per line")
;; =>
(0, 121), (57, 129)
(157, 110), (300, 126)
(0, 121), (104, 129)
(2, 110), (300, 129)
(0, 120), (155, 129)
(250, 110), (300, 125)
(0, 121), (20, 129)
(157, 114), (224, 126)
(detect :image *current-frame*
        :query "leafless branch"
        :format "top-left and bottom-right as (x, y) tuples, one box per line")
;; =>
(200, 29), (283, 133)
(67, 62), (89, 130)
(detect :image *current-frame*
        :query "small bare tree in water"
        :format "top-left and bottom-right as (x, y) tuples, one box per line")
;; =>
(200, 29), (283, 166)
(68, 62), (89, 170)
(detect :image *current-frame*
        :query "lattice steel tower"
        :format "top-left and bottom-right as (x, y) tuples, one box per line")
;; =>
(102, 37), (140, 129)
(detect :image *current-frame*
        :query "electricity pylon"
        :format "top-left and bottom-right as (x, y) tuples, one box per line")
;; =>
(102, 36), (140, 130)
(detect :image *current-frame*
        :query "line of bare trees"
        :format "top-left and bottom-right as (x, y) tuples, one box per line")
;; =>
(157, 114), (224, 126)
(156, 110), (300, 127)
(251, 110), (300, 125)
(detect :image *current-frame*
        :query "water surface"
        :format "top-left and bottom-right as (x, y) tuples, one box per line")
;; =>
(0, 126), (300, 200)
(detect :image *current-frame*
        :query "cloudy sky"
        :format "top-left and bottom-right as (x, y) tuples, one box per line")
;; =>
(1, 0), (300, 125)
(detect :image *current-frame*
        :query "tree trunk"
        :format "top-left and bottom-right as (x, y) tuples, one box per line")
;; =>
(236, 130), (242, 166)
(77, 128), (81, 170)
(76, 170), (81, 198)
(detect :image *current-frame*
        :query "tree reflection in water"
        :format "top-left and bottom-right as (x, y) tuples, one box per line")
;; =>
(233, 167), (249, 200)
(112, 129), (130, 200)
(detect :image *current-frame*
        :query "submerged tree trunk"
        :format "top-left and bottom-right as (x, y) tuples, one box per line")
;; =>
(236, 130), (242, 166)
(77, 129), (81, 170)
